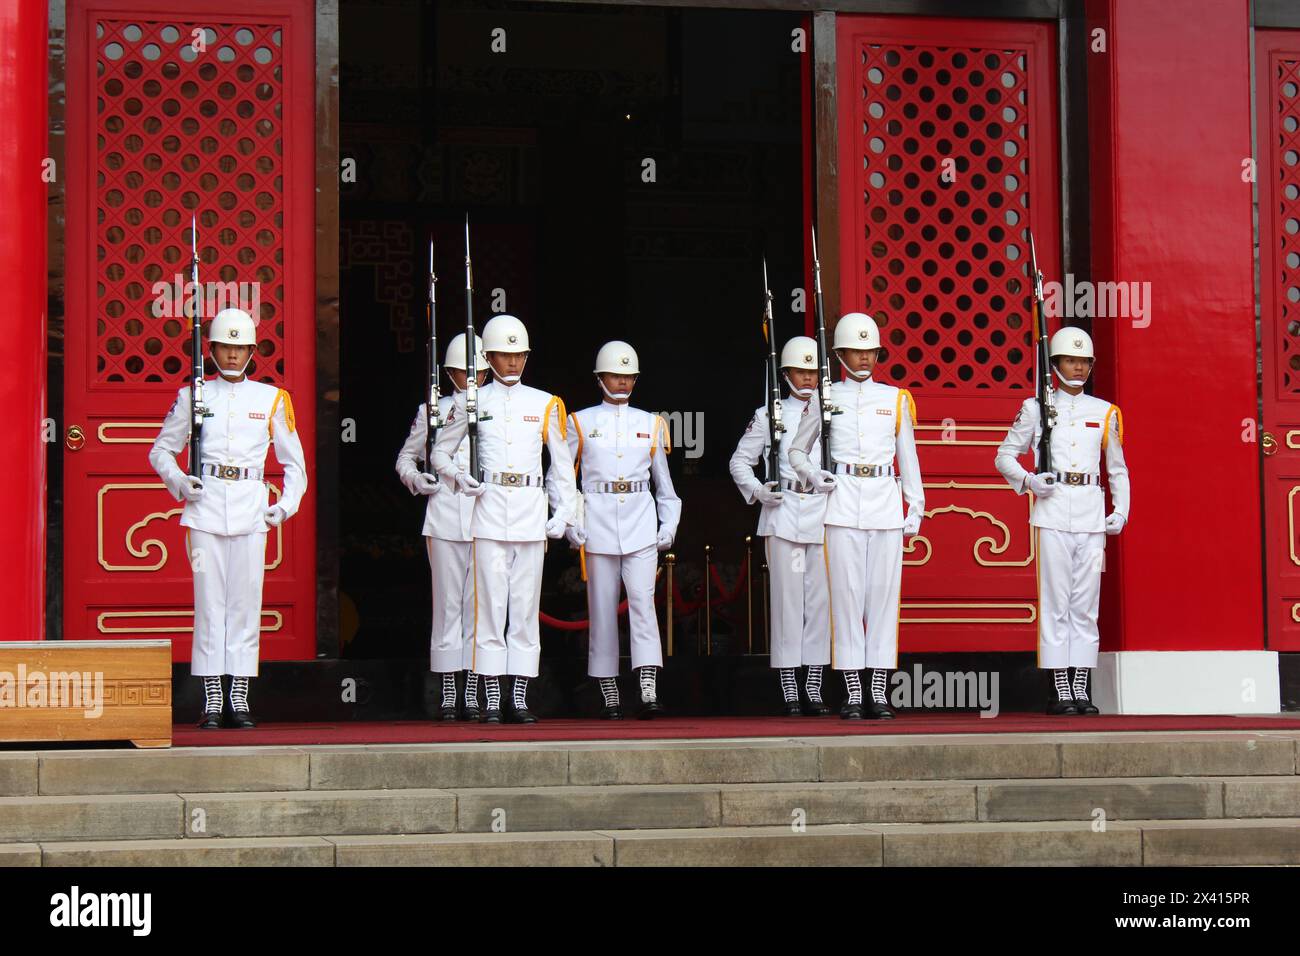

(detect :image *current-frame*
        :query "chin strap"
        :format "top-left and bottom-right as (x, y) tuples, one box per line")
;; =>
(844, 368), (872, 381)
(782, 372), (814, 399)
(597, 377), (631, 402)
(212, 348), (254, 380)
(495, 373), (522, 385)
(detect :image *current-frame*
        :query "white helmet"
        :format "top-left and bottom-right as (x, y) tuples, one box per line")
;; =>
(208, 308), (257, 345)
(444, 333), (487, 372)
(481, 314), (530, 353)
(594, 340), (640, 375)
(1049, 327), (1095, 360)
(832, 312), (881, 351)
(780, 336), (819, 370)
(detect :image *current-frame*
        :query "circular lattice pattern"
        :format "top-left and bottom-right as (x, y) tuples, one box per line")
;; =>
(855, 44), (1037, 391)
(95, 19), (286, 386)
(1272, 59), (1300, 392)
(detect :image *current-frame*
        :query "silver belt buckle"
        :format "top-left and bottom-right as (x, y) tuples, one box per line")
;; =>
(853, 464), (872, 477)
(612, 480), (630, 494)
(218, 464), (240, 480)
(502, 472), (522, 486)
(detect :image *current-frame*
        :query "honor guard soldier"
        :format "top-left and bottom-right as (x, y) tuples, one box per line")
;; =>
(566, 341), (681, 719)
(149, 308), (308, 728)
(788, 313), (924, 719)
(432, 314), (577, 723)
(729, 336), (831, 716)
(995, 327), (1130, 714)
(396, 332), (489, 720)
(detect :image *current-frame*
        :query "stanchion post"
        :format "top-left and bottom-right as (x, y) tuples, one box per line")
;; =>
(761, 554), (770, 653)
(745, 535), (753, 654)
(665, 552), (675, 657)
(704, 544), (712, 656)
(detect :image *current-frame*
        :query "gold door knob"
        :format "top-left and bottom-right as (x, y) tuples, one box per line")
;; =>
(65, 425), (86, 451)
(1262, 432), (1279, 457)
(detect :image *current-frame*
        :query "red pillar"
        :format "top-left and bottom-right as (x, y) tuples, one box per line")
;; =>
(1087, 0), (1262, 650)
(0, 0), (48, 640)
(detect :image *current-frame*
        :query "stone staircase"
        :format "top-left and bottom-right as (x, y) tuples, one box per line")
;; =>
(2, 730), (1299, 865)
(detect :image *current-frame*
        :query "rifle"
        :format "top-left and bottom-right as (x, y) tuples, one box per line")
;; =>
(1028, 232), (1055, 481)
(464, 216), (479, 479)
(188, 215), (205, 479)
(425, 236), (440, 475)
(810, 227), (833, 471)
(760, 257), (783, 484)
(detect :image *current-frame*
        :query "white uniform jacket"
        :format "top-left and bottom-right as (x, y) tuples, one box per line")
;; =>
(431, 380), (577, 542)
(149, 376), (307, 536)
(728, 398), (828, 545)
(567, 402), (681, 556)
(395, 395), (475, 542)
(994, 393), (1130, 533)
(788, 377), (924, 530)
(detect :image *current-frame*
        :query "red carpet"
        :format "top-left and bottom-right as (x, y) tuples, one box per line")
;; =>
(171, 712), (1300, 747)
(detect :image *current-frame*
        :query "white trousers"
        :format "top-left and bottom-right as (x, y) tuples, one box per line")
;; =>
(472, 538), (544, 677)
(1036, 528), (1104, 669)
(427, 536), (474, 673)
(824, 525), (903, 671)
(586, 545), (662, 678)
(189, 529), (266, 677)
(765, 536), (830, 669)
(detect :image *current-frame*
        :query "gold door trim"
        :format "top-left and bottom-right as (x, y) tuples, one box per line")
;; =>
(1287, 430), (1300, 449)
(1290, 486), (1300, 567)
(96, 609), (284, 634)
(901, 602), (1037, 625)
(903, 480), (1033, 567)
(914, 424), (1006, 447)
(98, 421), (163, 444)
(1292, 604), (1300, 624)
(98, 482), (285, 572)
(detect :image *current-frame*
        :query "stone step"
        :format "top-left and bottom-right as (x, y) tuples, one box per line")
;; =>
(0, 794), (183, 843)
(178, 789), (457, 838)
(10, 817), (1300, 866)
(16, 733), (1299, 797)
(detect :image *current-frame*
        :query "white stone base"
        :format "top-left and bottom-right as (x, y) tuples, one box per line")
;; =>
(1093, 651), (1281, 715)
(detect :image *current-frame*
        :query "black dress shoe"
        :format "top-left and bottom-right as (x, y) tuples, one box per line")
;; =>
(1074, 697), (1100, 715)
(461, 705), (481, 722)
(229, 710), (257, 729)
(1047, 700), (1079, 715)
(840, 703), (864, 720)
(638, 700), (664, 720)
(197, 711), (222, 730)
(511, 708), (539, 724)
(783, 701), (803, 717)
(601, 704), (624, 720)
(805, 701), (831, 717)
(481, 708), (502, 724)
(439, 704), (458, 721)
(865, 701), (896, 720)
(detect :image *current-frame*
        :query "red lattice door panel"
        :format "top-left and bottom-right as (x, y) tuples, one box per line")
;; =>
(833, 16), (1061, 652)
(1257, 32), (1300, 651)
(64, 0), (316, 661)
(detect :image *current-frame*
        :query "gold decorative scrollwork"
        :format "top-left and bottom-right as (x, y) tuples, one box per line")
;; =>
(96, 609), (284, 634)
(903, 480), (1033, 567)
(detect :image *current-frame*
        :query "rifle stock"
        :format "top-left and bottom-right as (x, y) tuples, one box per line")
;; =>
(761, 257), (783, 484)
(425, 237), (440, 475)
(464, 216), (479, 479)
(189, 215), (204, 479)
(1029, 232), (1054, 479)
(810, 227), (833, 471)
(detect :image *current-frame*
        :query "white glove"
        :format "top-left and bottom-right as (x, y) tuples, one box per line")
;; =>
(545, 515), (567, 540)
(754, 481), (784, 508)
(811, 470), (837, 494)
(1105, 511), (1126, 536)
(902, 510), (923, 537)
(656, 527), (674, 551)
(264, 505), (286, 527)
(410, 472), (439, 496)
(458, 474), (486, 497)
(565, 525), (588, 549)
(180, 477), (205, 502)
(1026, 473), (1057, 498)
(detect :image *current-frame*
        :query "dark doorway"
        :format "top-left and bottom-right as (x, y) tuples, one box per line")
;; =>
(339, 0), (805, 661)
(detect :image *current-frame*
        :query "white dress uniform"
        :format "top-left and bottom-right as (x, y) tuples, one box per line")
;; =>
(788, 378), (923, 670)
(432, 380), (577, 677)
(995, 392), (1130, 668)
(148, 376), (307, 676)
(568, 402), (681, 678)
(396, 394), (476, 673)
(729, 397), (830, 668)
